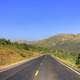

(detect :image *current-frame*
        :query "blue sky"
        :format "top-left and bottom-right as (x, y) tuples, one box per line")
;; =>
(0, 0), (80, 40)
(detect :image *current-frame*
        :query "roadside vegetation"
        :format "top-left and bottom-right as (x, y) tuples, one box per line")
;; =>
(51, 40), (80, 68)
(52, 50), (80, 68)
(0, 39), (41, 66)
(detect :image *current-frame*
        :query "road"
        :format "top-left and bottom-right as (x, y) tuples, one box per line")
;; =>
(0, 55), (80, 80)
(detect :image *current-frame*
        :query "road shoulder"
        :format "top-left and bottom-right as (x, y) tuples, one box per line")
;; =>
(51, 55), (80, 76)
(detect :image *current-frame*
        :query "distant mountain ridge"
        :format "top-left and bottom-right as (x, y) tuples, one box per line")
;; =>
(14, 34), (80, 53)
(15, 40), (34, 44)
(15, 34), (80, 45)
(32, 34), (80, 54)
(33, 34), (80, 46)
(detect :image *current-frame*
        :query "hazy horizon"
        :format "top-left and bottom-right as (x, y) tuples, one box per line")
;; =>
(1, 33), (80, 41)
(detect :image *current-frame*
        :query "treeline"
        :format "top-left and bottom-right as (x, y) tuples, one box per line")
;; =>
(0, 39), (11, 45)
(0, 38), (48, 52)
(0, 38), (34, 51)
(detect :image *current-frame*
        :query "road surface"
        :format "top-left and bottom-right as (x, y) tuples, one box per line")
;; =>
(0, 55), (80, 80)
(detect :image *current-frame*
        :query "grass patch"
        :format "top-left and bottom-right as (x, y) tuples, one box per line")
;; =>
(52, 52), (80, 70)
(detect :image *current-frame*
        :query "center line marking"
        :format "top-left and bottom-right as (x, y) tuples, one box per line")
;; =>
(35, 70), (39, 76)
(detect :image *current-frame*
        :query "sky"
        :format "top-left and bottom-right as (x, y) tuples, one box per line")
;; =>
(0, 0), (80, 40)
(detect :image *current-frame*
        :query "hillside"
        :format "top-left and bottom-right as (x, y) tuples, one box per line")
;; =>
(0, 39), (40, 66)
(33, 34), (80, 68)
(33, 34), (80, 48)
(33, 34), (80, 53)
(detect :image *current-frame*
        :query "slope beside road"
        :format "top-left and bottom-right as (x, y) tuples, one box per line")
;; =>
(0, 55), (80, 80)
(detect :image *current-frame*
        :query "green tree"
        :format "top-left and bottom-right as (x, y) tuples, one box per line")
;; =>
(76, 54), (80, 65)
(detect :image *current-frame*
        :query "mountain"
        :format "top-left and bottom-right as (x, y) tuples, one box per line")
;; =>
(33, 34), (80, 53)
(15, 40), (34, 44)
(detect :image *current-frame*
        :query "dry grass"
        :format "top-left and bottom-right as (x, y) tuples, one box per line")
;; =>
(0, 46), (39, 66)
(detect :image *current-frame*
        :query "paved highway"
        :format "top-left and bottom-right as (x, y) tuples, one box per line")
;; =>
(0, 55), (80, 80)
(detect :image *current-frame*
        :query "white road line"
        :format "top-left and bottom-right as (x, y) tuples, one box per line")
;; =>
(59, 61), (80, 75)
(35, 70), (39, 76)
(53, 57), (80, 76)
(0, 55), (43, 72)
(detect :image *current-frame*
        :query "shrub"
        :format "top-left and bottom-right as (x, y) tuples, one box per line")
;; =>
(76, 54), (80, 65)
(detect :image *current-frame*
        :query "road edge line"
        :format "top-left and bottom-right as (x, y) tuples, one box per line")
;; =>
(0, 55), (44, 72)
(52, 56), (80, 76)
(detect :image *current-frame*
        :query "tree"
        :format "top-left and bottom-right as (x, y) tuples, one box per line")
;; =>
(0, 39), (11, 45)
(76, 54), (80, 65)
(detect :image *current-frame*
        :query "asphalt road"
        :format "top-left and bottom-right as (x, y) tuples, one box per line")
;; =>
(0, 55), (80, 80)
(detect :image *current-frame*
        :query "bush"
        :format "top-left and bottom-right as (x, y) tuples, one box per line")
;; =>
(0, 39), (11, 45)
(76, 54), (80, 65)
